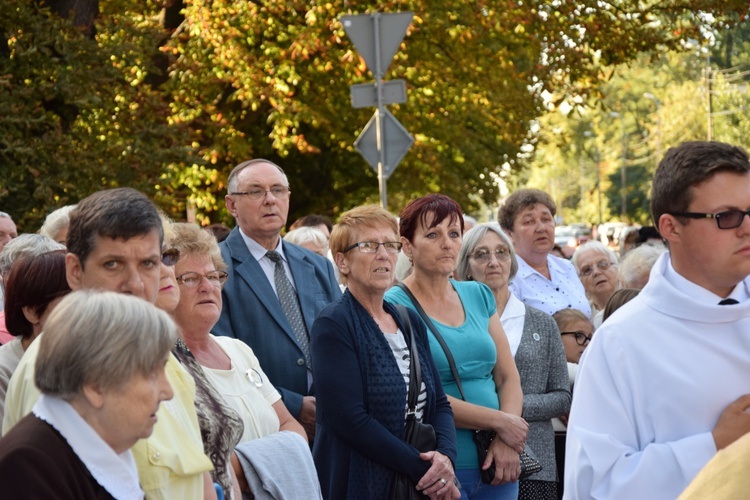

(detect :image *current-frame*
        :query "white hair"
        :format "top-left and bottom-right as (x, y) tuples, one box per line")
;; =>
(571, 240), (619, 272)
(40, 205), (77, 242)
(0, 234), (65, 276)
(618, 244), (666, 289)
(284, 226), (328, 249)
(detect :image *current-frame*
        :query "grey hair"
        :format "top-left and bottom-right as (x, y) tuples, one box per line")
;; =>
(227, 159), (289, 194)
(284, 226), (328, 249)
(463, 214), (477, 226)
(35, 290), (177, 399)
(40, 205), (77, 243)
(0, 212), (11, 219)
(571, 240), (619, 272)
(0, 234), (65, 277)
(456, 223), (519, 283)
(618, 244), (666, 289)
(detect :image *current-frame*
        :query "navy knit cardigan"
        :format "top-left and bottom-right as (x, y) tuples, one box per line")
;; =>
(311, 290), (457, 500)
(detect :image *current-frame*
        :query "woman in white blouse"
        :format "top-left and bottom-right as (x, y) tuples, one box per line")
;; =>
(168, 222), (307, 496)
(498, 189), (590, 318)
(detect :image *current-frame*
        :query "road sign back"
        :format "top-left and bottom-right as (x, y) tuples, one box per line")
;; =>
(350, 80), (407, 109)
(354, 109), (414, 179)
(341, 12), (413, 78)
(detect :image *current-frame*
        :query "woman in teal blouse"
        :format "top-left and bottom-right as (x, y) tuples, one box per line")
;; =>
(386, 194), (527, 500)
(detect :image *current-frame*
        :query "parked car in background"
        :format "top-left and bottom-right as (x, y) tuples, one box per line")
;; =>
(597, 222), (629, 249)
(555, 224), (592, 258)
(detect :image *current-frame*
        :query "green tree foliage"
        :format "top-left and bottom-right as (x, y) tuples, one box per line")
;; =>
(2, 0), (749, 230)
(710, 23), (750, 150)
(0, 1), (194, 230)
(523, 17), (750, 226)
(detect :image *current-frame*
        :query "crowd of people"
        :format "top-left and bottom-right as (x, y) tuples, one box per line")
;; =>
(0, 140), (747, 500)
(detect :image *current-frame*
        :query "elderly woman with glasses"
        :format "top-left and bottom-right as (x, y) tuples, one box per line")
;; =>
(0, 290), (175, 499)
(312, 205), (459, 500)
(456, 223), (570, 500)
(386, 195), (527, 500)
(571, 241), (620, 327)
(168, 222), (310, 499)
(154, 218), (244, 499)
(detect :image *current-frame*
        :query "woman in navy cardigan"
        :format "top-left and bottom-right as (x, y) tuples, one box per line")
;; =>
(311, 205), (458, 500)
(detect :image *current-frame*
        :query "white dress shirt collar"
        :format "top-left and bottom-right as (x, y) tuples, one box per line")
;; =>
(238, 227), (285, 262)
(33, 394), (143, 499)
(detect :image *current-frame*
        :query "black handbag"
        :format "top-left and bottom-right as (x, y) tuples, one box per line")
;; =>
(395, 283), (542, 484)
(389, 305), (436, 500)
(473, 429), (542, 483)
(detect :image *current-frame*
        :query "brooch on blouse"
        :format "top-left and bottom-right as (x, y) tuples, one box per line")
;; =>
(246, 368), (263, 387)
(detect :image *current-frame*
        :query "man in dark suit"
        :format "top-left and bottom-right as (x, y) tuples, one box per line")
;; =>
(215, 159), (341, 439)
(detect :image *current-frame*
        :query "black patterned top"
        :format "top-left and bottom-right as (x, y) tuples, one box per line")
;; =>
(173, 339), (244, 499)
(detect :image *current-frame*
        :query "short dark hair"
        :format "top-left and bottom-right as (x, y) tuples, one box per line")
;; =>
(650, 141), (750, 225)
(498, 188), (557, 232)
(5, 251), (71, 339)
(399, 194), (464, 243)
(290, 214), (333, 234)
(66, 188), (163, 267)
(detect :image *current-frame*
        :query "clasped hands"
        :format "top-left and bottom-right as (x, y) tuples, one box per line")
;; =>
(416, 451), (460, 499)
(482, 412), (528, 485)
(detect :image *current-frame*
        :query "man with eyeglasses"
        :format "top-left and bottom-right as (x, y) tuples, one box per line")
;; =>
(3, 188), (215, 499)
(565, 141), (750, 499)
(215, 159), (341, 440)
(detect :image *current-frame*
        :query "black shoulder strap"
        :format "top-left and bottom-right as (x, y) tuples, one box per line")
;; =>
(395, 283), (466, 401)
(394, 305), (422, 414)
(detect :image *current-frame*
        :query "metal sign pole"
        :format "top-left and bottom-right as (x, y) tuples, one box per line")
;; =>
(342, 11), (413, 206)
(373, 13), (388, 209)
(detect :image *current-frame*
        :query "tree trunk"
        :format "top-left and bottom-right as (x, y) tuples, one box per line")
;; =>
(44, 0), (99, 37)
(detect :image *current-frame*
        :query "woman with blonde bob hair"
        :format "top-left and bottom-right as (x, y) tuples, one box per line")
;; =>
(313, 204), (459, 499)
(0, 290), (176, 499)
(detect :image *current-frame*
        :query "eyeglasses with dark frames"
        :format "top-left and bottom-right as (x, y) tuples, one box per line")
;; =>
(669, 209), (750, 230)
(471, 247), (511, 264)
(176, 271), (228, 288)
(579, 260), (613, 278)
(561, 331), (593, 346)
(343, 241), (402, 254)
(230, 186), (291, 201)
(161, 248), (181, 266)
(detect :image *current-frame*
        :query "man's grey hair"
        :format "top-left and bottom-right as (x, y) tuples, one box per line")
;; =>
(0, 212), (11, 220)
(0, 234), (65, 277)
(227, 159), (289, 194)
(35, 290), (177, 399)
